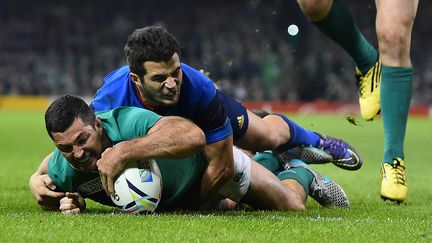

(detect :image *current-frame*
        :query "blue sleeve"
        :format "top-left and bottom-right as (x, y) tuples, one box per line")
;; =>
(195, 93), (232, 144)
(181, 63), (233, 144)
(204, 118), (233, 144)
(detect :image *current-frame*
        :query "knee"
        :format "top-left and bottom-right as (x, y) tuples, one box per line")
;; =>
(290, 201), (307, 211)
(297, 0), (333, 21)
(282, 197), (307, 211)
(260, 115), (291, 149)
(377, 12), (415, 52)
(377, 26), (412, 64)
(377, 26), (409, 52)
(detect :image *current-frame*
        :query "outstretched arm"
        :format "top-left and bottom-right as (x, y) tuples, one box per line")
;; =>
(97, 116), (206, 196)
(29, 153), (66, 211)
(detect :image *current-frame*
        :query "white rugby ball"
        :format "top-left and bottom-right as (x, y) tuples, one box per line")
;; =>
(111, 159), (162, 214)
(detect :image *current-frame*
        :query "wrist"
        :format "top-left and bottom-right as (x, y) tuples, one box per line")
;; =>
(113, 141), (131, 162)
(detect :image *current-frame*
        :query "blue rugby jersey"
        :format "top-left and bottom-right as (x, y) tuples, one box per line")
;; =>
(90, 63), (232, 144)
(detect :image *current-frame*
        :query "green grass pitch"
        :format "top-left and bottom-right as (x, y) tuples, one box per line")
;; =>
(1, 110), (431, 242)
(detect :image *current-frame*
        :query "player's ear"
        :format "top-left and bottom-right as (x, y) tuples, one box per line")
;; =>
(95, 117), (103, 134)
(130, 72), (142, 86)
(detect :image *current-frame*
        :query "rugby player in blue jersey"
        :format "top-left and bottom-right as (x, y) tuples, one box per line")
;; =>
(29, 26), (361, 208)
(91, 26), (362, 200)
(32, 95), (349, 214)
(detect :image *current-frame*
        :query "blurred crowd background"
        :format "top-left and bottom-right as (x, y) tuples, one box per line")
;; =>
(1, 0), (431, 105)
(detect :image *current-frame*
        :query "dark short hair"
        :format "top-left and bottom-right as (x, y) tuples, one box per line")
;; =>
(124, 26), (180, 77)
(45, 95), (95, 139)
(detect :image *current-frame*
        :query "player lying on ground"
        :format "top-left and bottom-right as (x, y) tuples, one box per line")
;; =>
(91, 26), (363, 197)
(29, 26), (363, 207)
(31, 95), (349, 214)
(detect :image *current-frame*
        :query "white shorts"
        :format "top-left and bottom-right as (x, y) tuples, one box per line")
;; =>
(217, 147), (251, 202)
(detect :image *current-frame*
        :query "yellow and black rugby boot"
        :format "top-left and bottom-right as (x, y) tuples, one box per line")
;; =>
(355, 61), (382, 121)
(380, 158), (408, 203)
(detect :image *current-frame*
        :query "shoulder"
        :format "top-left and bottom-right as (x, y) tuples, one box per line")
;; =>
(97, 106), (162, 122)
(181, 63), (215, 89)
(97, 65), (131, 91)
(97, 107), (163, 141)
(104, 66), (130, 83)
(181, 63), (217, 105)
(91, 65), (143, 111)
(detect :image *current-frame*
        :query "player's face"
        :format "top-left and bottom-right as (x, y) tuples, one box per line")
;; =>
(52, 118), (106, 172)
(135, 53), (182, 107)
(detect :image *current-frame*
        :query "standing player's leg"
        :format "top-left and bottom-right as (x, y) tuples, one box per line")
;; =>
(376, 0), (419, 202)
(297, 0), (380, 120)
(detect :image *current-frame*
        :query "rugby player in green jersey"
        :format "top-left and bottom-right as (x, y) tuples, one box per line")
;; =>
(31, 95), (349, 214)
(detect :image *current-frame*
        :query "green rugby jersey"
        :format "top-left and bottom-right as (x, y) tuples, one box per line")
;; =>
(48, 106), (206, 210)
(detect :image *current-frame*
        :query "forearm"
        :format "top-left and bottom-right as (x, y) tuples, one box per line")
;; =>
(199, 137), (235, 201)
(31, 152), (52, 176)
(200, 164), (233, 201)
(29, 153), (51, 196)
(29, 152), (66, 210)
(97, 116), (205, 197)
(29, 172), (59, 211)
(118, 116), (205, 161)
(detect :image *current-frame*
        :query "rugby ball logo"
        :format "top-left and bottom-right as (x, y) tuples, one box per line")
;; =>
(111, 159), (162, 213)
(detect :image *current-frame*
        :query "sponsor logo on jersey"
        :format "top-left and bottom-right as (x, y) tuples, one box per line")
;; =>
(77, 177), (104, 196)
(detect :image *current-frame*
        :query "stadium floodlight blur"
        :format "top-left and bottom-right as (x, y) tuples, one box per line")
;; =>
(0, 0), (431, 105)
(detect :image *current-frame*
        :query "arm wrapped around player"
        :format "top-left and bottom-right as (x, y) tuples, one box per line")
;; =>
(97, 115), (206, 196)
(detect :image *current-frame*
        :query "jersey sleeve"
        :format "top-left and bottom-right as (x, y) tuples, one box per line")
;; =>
(181, 64), (233, 144)
(47, 149), (71, 192)
(47, 149), (116, 206)
(195, 94), (233, 144)
(47, 149), (93, 193)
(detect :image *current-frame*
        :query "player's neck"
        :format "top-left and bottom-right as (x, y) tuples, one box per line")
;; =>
(132, 83), (158, 111)
(101, 131), (113, 150)
(138, 95), (158, 111)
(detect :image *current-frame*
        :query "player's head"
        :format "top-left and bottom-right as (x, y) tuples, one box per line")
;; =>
(125, 26), (182, 108)
(45, 95), (107, 172)
(124, 26), (180, 76)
